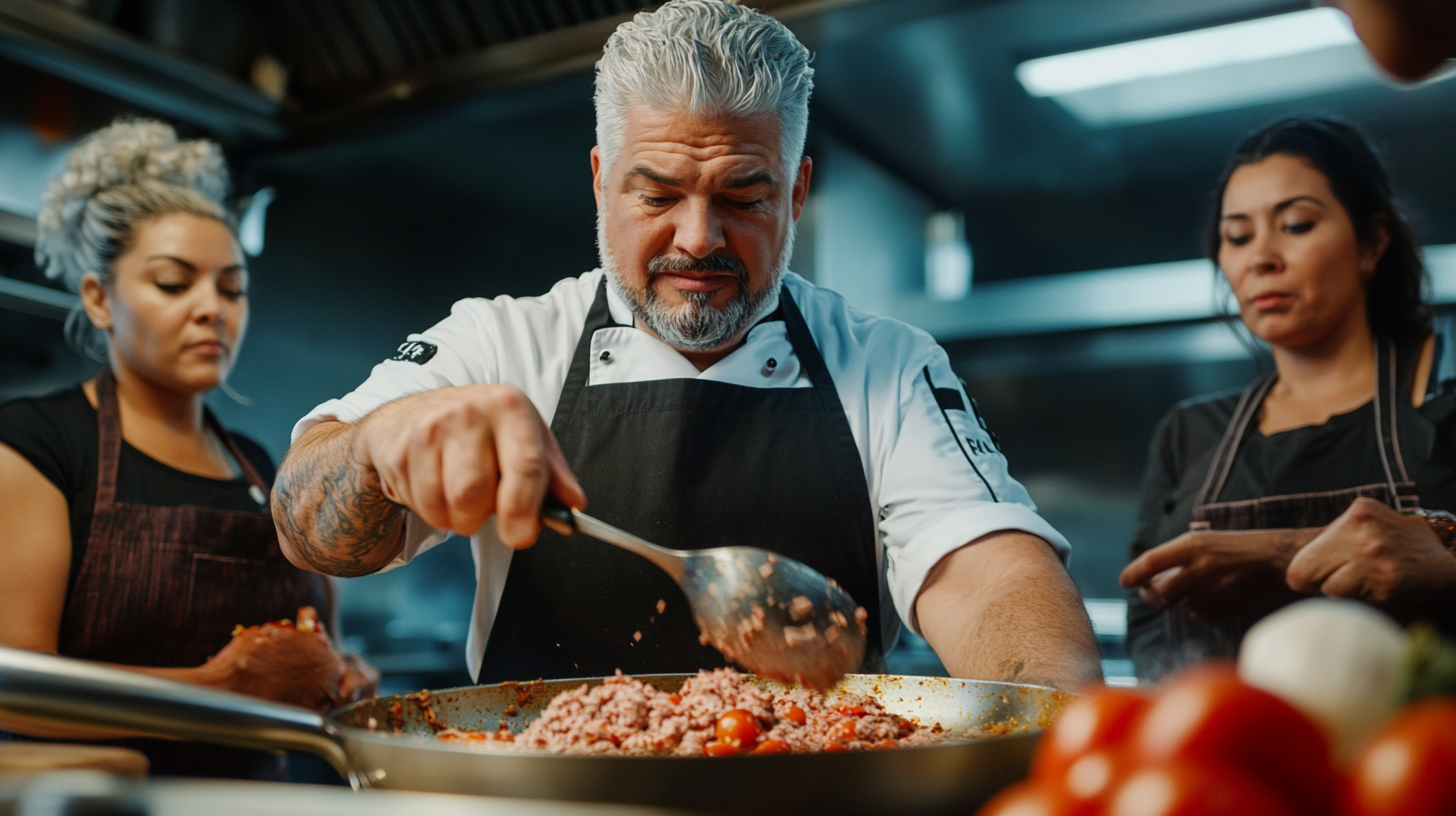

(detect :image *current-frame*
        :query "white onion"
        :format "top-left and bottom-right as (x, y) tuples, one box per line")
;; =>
(1238, 598), (1410, 761)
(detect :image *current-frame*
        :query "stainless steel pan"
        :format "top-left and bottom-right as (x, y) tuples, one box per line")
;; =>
(0, 647), (1067, 816)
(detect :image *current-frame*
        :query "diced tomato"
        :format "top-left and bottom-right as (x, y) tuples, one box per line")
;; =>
(715, 709), (764, 750)
(668, 694), (682, 706)
(1345, 699), (1456, 816)
(822, 741), (849, 752)
(784, 705), (807, 725)
(829, 718), (859, 744)
(751, 739), (791, 755)
(1128, 664), (1334, 816)
(1104, 758), (1296, 816)
(703, 741), (740, 757)
(1032, 686), (1150, 782)
(872, 739), (899, 750)
(834, 705), (868, 717)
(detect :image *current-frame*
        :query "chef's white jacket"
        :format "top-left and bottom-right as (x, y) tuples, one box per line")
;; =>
(294, 271), (1071, 679)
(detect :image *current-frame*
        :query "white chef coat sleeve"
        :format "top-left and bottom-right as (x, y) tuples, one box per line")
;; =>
(289, 299), (505, 572)
(877, 348), (1071, 635)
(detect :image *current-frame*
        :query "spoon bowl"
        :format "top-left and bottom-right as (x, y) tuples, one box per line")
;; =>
(543, 499), (866, 689)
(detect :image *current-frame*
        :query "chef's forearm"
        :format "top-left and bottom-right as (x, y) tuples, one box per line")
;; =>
(915, 532), (1102, 690)
(272, 418), (406, 578)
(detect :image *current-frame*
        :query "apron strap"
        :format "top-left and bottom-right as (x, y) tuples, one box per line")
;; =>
(92, 368), (123, 511)
(1373, 337), (1418, 510)
(1192, 371), (1277, 513)
(91, 369), (269, 512)
(553, 278), (621, 435)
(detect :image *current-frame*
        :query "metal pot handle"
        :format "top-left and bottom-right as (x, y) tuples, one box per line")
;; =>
(0, 646), (361, 789)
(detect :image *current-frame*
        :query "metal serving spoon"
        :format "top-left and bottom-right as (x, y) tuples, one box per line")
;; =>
(542, 496), (867, 689)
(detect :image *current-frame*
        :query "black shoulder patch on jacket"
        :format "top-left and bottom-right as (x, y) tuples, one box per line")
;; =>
(389, 340), (438, 365)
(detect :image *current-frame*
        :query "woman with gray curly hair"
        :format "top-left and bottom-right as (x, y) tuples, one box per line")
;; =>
(0, 119), (373, 780)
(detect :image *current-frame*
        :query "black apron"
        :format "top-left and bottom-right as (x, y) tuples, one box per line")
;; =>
(477, 281), (885, 682)
(1165, 338), (1419, 662)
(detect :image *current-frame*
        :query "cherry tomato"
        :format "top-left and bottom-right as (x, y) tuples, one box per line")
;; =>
(1057, 749), (1124, 810)
(977, 781), (1085, 816)
(1345, 699), (1456, 816)
(1129, 665), (1334, 816)
(784, 705), (807, 725)
(1032, 686), (1150, 781)
(834, 705), (868, 717)
(1106, 758), (1294, 816)
(750, 739), (791, 755)
(715, 709), (763, 750)
(703, 741), (740, 757)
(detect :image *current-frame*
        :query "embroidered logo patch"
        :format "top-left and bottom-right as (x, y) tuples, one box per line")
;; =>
(389, 340), (438, 365)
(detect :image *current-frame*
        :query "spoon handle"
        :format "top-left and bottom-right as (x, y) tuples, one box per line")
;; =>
(541, 494), (686, 580)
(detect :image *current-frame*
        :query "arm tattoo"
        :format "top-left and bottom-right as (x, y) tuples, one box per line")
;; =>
(273, 428), (405, 578)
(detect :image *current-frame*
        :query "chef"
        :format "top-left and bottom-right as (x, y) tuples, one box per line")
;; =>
(272, 0), (1100, 690)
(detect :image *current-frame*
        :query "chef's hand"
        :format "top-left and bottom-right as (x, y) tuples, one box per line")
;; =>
(1120, 529), (1315, 620)
(359, 384), (586, 548)
(203, 607), (365, 713)
(1287, 498), (1456, 622)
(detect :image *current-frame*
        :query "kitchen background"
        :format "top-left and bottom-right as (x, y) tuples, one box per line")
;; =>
(2, 0), (1455, 697)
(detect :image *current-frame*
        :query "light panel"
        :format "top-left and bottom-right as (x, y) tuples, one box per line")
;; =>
(1015, 9), (1386, 126)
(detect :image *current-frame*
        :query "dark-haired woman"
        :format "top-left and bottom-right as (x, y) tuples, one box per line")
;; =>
(0, 120), (373, 778)
(1121, 117), (1456, 679)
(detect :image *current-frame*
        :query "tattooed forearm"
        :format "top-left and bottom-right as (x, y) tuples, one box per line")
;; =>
(273, 421), (405, 578)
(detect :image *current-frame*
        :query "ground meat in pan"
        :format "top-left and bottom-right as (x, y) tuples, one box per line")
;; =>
(438, 668), (945, 756)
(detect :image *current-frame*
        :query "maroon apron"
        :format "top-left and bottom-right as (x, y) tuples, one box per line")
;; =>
(55, 368), (328, 779)
(1164, 338), (1418, 663)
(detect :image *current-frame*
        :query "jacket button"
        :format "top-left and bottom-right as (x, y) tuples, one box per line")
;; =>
(762, 358), (777, 376)
(600, 350), (612, 363)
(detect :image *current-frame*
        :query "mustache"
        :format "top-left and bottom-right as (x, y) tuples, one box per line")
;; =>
(646, 253), (748, 281)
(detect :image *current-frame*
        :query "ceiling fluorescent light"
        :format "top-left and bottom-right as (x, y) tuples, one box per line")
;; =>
(1016, 8), (1388, 126)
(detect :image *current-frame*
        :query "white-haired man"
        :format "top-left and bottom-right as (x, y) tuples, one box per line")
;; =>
(274, 0), (1101, 690)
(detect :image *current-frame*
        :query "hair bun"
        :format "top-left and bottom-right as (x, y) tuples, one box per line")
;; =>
(35, 118), (229, 291)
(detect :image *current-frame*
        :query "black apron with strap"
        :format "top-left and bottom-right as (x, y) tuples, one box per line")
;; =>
(478, 280), (885, 682)
(1166, 338), (1419, 662)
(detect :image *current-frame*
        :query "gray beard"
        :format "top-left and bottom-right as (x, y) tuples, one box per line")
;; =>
(598, 212), (794, 353)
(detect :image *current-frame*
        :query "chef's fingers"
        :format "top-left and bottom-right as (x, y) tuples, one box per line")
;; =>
(400, 424), (452, 532)
(1145, 565), (1190, 608)
(492, 395), (554, 549)
(1119, 536), (1196, 588)
(441, 430), (499, 536)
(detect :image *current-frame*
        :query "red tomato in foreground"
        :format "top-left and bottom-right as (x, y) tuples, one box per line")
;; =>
(1105, 759), (1296, 816)
(1129, 665), (1334, 816)
(1032, 686), (1150, 781)
(714, 709), (763, 750)
(1057, 750), (1124, 810)
(1345, 699), (1456, 816)
(979, 781), (1087, 816)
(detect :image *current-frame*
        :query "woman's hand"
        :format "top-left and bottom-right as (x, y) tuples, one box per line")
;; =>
(1120, 529), (1317, 620)
(1287, 498), (1456, 623)
(201, 606), (375, 712)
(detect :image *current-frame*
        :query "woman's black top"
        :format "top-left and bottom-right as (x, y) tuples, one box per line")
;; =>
(1127, 338), (1456, 677)
(0, 385), (274, 595)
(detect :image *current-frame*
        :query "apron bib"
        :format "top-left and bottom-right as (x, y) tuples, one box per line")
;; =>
(56, 368), (328, 779)
(478, 281), (885, 682)
(1166, 338), (1418, 662)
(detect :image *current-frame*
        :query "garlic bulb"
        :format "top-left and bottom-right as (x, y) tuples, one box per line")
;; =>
(1238, 598), (1410, 761)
